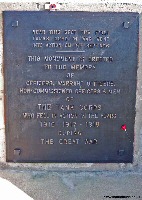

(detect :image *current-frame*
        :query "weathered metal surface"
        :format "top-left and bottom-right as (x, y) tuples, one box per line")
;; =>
(3, 11), (139, 163)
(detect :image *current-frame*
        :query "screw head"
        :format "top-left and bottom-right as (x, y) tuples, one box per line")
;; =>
(12, 21), (19, 27)
(123, 21), (130, 29)
(118, 150), (125, 156)
(14, 149), (21, 156)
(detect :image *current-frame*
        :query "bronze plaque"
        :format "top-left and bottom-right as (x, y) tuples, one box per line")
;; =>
(4, 12), (139, 162)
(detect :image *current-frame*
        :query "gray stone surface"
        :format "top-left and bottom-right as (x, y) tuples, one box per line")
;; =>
(0, 169), (142, 200)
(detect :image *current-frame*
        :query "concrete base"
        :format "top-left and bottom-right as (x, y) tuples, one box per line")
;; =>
(0, 169), (142, 200)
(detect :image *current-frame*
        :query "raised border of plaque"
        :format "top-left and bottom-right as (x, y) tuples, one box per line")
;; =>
(3, 11), (139, 163)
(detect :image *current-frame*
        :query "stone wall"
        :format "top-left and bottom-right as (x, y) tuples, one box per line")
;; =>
(0, 2), (142, 200)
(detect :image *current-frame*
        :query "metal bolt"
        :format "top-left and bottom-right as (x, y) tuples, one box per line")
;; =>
(12, 21), (19, 27)
(14, 149), (21, 156)
(123, 21), (130, 29)
(118, 150), (125, 156)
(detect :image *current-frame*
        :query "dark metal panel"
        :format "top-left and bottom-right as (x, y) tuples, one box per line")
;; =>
(3, 11), (139, 163)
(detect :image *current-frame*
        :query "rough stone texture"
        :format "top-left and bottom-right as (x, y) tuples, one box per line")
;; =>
(0, 169), (142, 200)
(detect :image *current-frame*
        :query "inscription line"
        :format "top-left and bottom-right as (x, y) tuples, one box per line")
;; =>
(56, 51), (85, 53)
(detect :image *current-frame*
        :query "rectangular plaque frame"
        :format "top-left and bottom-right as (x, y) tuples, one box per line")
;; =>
(3, 11), (139, 163)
